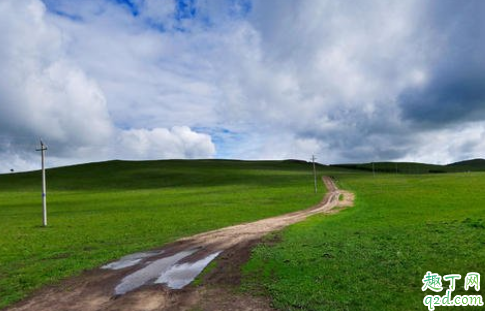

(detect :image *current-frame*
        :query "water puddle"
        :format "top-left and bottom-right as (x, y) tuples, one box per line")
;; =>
(114, 249), (197, 295)
(155, 251), (221, 289)
(102, 251), (163, 270)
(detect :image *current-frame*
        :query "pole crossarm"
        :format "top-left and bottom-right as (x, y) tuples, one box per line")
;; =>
(35, 140), (48, 151)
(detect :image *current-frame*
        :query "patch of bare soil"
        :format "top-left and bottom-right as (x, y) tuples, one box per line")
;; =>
(6, 177), (353, 311)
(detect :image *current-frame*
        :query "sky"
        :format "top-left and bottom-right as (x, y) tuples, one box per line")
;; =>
(0, 0), (484, 172)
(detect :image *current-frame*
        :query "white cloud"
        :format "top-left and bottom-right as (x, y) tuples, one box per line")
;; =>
(401, 122), (485, 165)
(117, 126), (215, 159)
(0, 0), (113, 151)
(0, 0), (215, 172)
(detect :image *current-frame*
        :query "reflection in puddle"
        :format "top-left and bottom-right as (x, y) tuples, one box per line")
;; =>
(155, 251), (221, 289)
(115, 249), (197, 295)
(102, 251), (163, 270)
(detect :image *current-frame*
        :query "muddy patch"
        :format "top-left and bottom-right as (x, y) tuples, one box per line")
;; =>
(155, 251), (221, 289)
(102, 250), (163, 270)
(115, 249), (198, 295)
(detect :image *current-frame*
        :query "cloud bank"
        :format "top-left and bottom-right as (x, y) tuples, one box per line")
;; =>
(0, 0), (484, 172)
(0, 0), (215, 172)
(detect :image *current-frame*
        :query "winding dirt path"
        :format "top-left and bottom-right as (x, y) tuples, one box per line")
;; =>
(7, 177), (353, 311)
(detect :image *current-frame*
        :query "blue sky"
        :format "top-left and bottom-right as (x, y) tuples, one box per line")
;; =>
(0, 0), (484, 172)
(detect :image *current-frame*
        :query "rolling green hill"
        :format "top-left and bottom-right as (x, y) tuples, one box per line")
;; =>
(0, 159), (327, 191)
(448, 158), (485, 169)
(332, 158), (485, 174)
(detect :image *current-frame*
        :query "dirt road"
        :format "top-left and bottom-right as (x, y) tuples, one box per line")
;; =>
(7, 177), (353, 311)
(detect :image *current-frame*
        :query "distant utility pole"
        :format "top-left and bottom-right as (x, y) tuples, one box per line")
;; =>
(372, 162), (375, 177)
(312, 155), (317, 193)
(36, 140), (48, 227)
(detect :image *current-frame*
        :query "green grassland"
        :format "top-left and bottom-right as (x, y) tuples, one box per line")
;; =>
(0, 159), (323, 309)
(2, 159), (485, 310)
(243, 172), (485, 310)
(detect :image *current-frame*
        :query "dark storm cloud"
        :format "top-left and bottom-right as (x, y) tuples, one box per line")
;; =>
(294, 104), (415, 162)
(399, 0), (485, 127)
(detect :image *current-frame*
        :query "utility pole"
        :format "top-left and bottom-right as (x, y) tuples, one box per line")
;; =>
(372, 162), (375, 177)
(36, 140), (48, 227)
(312, 155), (317, 193)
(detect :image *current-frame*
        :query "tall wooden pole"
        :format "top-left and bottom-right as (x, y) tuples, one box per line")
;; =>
(36, 140), (47, 227)
(312, 155), (317, 193)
